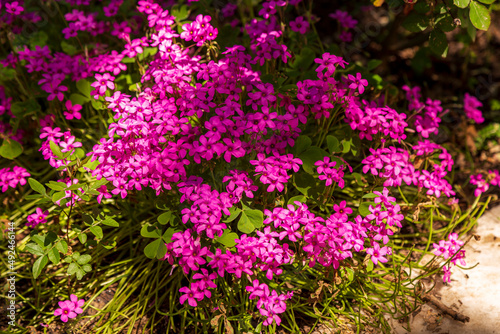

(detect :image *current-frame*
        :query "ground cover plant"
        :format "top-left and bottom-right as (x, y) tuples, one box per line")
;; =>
(1, 0), (500, 333)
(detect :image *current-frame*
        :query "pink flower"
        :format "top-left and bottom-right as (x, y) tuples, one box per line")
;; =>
(26, 208), (49, 228)
(179, 286), (204, 307)
(63, 100), (82, 120)
(347, 72), (368, 94)
(290, 16), (309, 34)
(54, 301), (76, 322)
(54, 295), (84, 322)
(91, 73), (115, 97)
(6, 1), (24, 15)
(366, 243), (389, 265)
(464, 93), (484, 123)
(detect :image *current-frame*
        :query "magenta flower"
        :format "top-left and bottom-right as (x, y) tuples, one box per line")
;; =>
(70, 294), (85, 314)
(347, 72), (368, 94)
(54, 294), (84, 323)
(26, 208), (49, 228)
(463, 93), (484, 123)
(6, 1), (24, 15)
(91, 73), (115, 97)
(290, 16), (309, 34)
(179, 286), (204, 307)
(366, 243), (389, 265)
(63, 100), (82, 120)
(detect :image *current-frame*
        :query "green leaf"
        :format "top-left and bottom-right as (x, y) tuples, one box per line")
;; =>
(342, 140), (351, 154)
(243, 209), (264, 228)
(101, 217), (119, 227)
(46, 181), (66, 191)
(141, 224), (162, 238)
(28, 178), (46, 195)
(61, 41), (77, 55)
(52, 191), (67, 203)
(172, 4), (189, 21)
(48, 248), (60, 265)
(299, 147), (329, 174)
(69, 93), (90, 106)
(238, 216), (255, 234)
(29, 31), (48, 48)
(144, 239), (167, 259)
(78, 233), (87, 244)
(67, 262), (78, 275)
(46, 232), (57, 245)
(469, 1), (491, 30)
(362, 193), (378, 199)
(158, 211), (173, 225)
(31, 235), (45, 247)
(429, 29), (449, 57)
(366, 259), (374, 272)
(359, 202), (376, 217)
(343, 267), (355, 282)
(402, 13), (429, 32)
(0, 139), (23, 159)
(366, 59), (382, 71)
(294, 172), (323, 198)
(76, 79), (91, 97)
(122, 57), (135, 63)
(223, 207), (242, 223)
(162, 227), (179, 243)
(33, 255), (48, 279)
(477, 0), (495, 4)
(10, 99), (41, 117)
(293, 136), (312, 155)
(77, 254), (91, 265)
(25, 243), (44, 256)
(352, 172), (366, 187)
(49, 141), (64, 159)
(56, 240), (68, 254)
(435, 13), (456, 32)
(287, 195), (306, 205)
(415, 1), (431, 12)
(454, 0), (471, 7)
(82, 264), (92, 272)
(292, 47), (315, 70)
(326, 135), (341, 154)
(90, 226), (103, 239)
(215, 230), (239, 247)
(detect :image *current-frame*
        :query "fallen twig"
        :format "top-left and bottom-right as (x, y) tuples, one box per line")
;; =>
(422, 294), (470, 323)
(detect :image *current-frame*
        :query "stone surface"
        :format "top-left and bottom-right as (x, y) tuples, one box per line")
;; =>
(390, 204), (500, 334)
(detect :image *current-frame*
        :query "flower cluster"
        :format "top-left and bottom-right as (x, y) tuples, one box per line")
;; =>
(329, 10), (358, 42)
(250, 153), (302, 192)
(180, 14), (218, 46)
(345, 100), (408, 142)
(39, 126), (82, 169)
(0, 166), (30, 193)
(26, 208), (49, 228)
(470, 170), (500, 196)
(432, 233), (466, 283)
(412, 140), (455, 198)
(403, 85), (444, 138)
(246, 280), (293, 326)
(463, 93), (484, 124)
(314, 156), (346, 187)
(362, 147), (415, 187)
(54, 294), (85, 322)
(63, 10), (108, 39)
